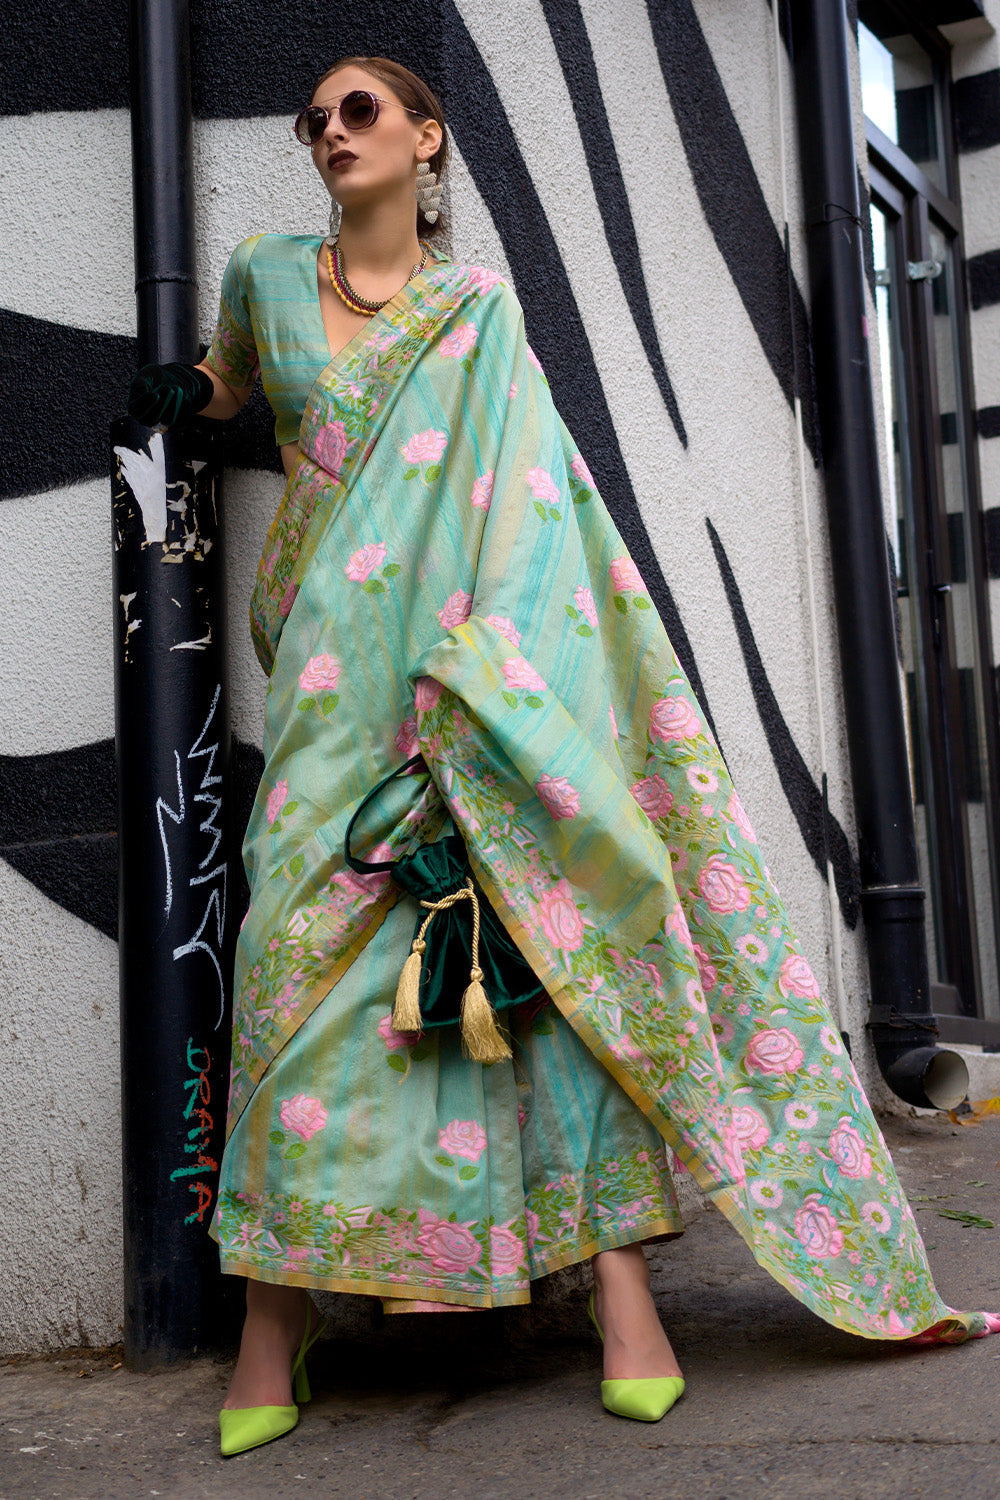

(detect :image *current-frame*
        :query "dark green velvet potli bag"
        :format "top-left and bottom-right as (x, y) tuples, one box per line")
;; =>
(344, 756), (546, 1061)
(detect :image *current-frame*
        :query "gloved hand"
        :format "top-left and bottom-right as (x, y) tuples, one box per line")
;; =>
(127, 362), (215, 428)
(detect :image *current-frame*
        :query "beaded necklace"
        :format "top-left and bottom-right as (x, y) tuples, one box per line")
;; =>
(326, 240), (428, 316)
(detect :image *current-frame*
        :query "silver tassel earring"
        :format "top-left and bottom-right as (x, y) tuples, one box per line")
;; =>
(326, 197), (342, 246)
(415, 161), (444, 224)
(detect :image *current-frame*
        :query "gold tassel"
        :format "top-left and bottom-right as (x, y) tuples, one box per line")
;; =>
(460, 967), (512, 1063)
(392, 939), (425, 1032)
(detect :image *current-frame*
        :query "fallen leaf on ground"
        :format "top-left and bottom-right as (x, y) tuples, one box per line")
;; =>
(948, 1097), (1000, 1126)
(935, 1208), (995, 1229)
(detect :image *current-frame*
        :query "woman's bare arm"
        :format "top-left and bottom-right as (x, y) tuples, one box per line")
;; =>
(195, 360), (256, 419)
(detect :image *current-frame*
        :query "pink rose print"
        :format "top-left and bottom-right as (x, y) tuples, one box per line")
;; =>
(692, 943), (718, 993)
(298, 653), (340, 693)
(487, 614), (521, 648)
(345, 541), (387, 582)
(378, 1013), (414, 1050)
(526, 345), (545, 374)
(490, 1224), (525, 1276)
(630, 774), (674, 821)
(279, 1093), (328, 1141)
(698, 854), (751, 915)
(526, 466), (561, 504)
(471, 471), (494, 510)
(416, 1216), (482, 1274)
(794, 1196), (844, 1258)
(728, 791), (756, 842)
(509, 381), (518, 399)
(574, 585), (598, 627)
(402, 429), (447, 464)
(608, 705), (619, 740)
(395, 716), (418, 757)
(784, 1101), (818, 1130)
(721, 1124), (747, 1184)
(609, 556), (645, 594)
(438, 1118), (487, 1162)
(778, 954), (821, 1000)
(278, 583), (298, 618)
(465, 266), (503, 297)
(415, 677), (443, 713)
(571, 454), (594, 488)
(502, 657), (547, 693)
(266, 779), (288, 825)
(437, 589), (473, 629)
(745, 1027), (805, 1075)
(732, 1105), (769, 1152)
(439, 322), (478, 359)
(537, 878), (585, 952)
(535, 774), (580, 821)
(829, 1120), (872, 1179)
(750, 1179), (783, 1208)
(314, 418), (349, 479)
(649, 695), (701, 743)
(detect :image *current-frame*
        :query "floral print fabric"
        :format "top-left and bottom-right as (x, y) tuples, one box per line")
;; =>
(214, 250), (994, 1342)
(215, 903), (680, 1305)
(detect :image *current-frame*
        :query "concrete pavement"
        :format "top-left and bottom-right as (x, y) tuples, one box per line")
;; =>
(3, 1113), (1000, 1500)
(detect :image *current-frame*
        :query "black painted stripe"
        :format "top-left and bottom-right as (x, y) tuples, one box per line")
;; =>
(646, 0), (819, 461)
(439, 0), (718, 738)
(0, 308), (282, 501)
(1, 308), (136, 499)
(0, 1), (127, 114)
(954, 68), (1000, 155)
(0, 736), (264, 940)
(984, 508), (1000, 577)
(537, 0), (687, 447)
(706, 518), (861, 928)
(978, 405), (1000, 439)
(967, 247), (1000, 310)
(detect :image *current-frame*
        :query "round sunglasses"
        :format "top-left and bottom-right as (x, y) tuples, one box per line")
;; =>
(293, 90), (429, 145)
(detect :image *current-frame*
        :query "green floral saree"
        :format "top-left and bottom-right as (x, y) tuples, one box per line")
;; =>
(211, 252), (996, 1343)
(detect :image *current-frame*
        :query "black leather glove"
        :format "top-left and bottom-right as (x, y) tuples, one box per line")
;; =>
(127, 362), (215, 428)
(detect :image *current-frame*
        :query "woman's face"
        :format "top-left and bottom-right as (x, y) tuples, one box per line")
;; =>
(309, 66), (441, 211)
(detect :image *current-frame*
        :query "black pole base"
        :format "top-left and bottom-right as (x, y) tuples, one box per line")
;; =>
(112, 415), (241, 1366)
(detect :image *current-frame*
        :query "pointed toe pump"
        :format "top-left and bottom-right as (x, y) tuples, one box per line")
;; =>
(219, 1310), (327, 1458)
(588, 1290), (685, 1422)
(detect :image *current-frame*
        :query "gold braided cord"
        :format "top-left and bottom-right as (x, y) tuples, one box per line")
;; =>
(390, 879), (510, 1062)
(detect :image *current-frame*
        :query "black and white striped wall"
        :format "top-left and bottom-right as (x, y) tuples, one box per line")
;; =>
(1, 0), (993, 1352)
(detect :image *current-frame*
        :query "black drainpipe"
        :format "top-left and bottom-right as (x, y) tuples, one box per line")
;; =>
(789, 0), (967, 1110)
(110, 0), (237, 1366)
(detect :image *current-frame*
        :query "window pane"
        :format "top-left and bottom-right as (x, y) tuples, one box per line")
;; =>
(869, 201), (942, 984)
(928, 220), (1000, 1018)
(859, 23), (898, 142)
(859, 24), (943, 189)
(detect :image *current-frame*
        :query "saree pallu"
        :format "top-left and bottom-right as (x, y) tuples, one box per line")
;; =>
(212, 255), (995, 1341)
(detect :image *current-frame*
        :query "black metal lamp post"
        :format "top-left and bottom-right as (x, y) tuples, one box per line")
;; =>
(111, 0), (237, 1367)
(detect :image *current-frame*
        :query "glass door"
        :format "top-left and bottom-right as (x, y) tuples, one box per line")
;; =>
(868, 162), (1000, 1034)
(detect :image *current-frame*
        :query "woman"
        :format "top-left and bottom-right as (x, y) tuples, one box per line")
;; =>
(128, 56), (997, 1458)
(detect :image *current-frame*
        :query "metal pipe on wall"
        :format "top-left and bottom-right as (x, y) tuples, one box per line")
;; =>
(789, 0), (967, 1110)
(110, 0), (237, 1367)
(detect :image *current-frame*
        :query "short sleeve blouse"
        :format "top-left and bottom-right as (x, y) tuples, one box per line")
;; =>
(205, 234), (334, 446)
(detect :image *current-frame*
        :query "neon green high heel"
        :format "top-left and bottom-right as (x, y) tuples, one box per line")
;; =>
(219, 1308), (327, 1457)
(588, 1289), (685, 1422)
